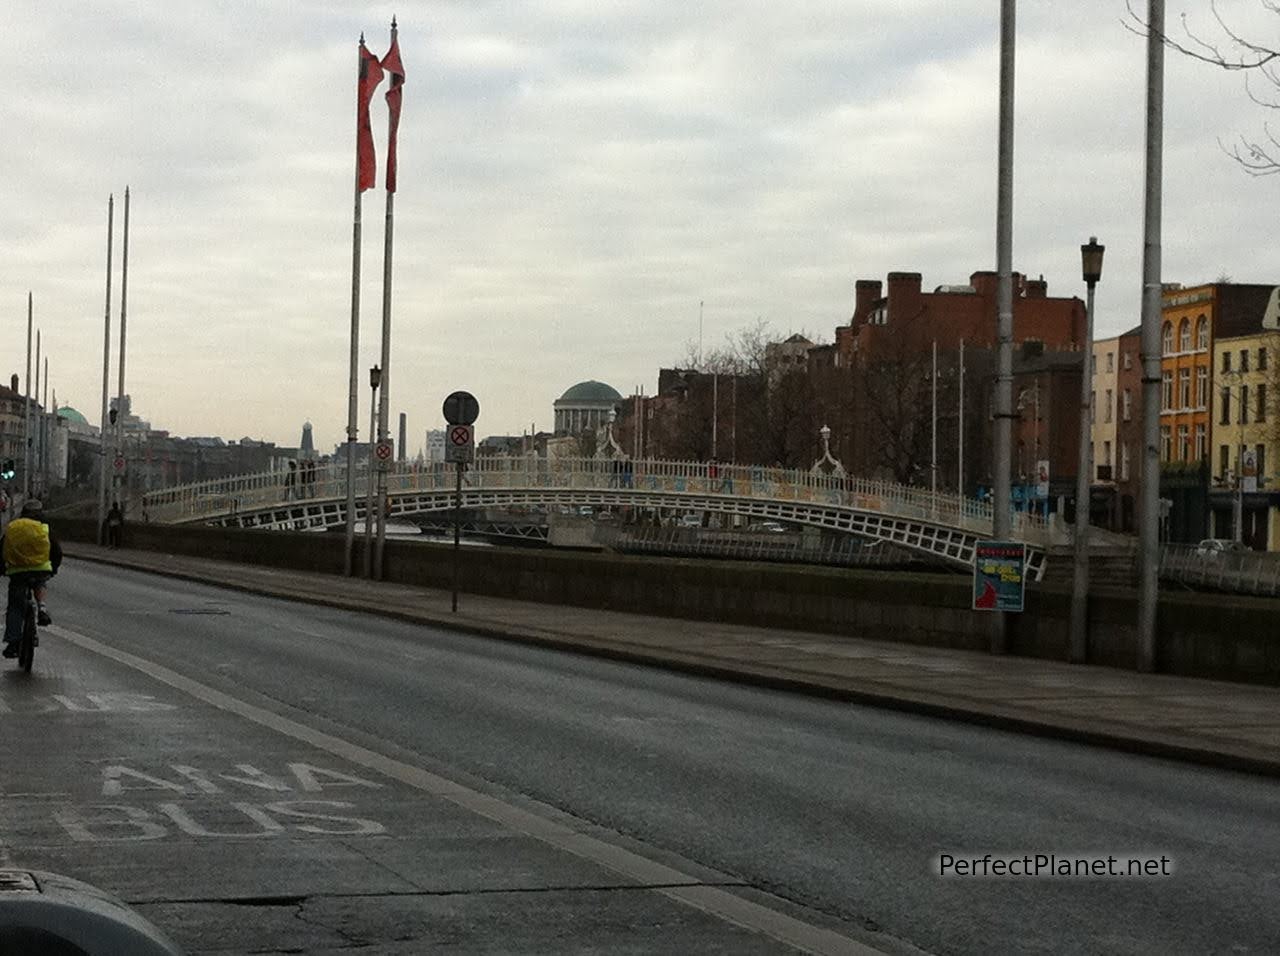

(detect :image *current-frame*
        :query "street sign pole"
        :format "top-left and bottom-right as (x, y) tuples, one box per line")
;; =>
(452, 461), (463, 613)
(441, 391), (480, 614)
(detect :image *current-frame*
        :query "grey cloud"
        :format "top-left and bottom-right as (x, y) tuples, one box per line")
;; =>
(2, 0), (1277, 448)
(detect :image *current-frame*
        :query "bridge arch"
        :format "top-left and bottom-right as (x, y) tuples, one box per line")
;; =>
(143, 458), (1048, 577)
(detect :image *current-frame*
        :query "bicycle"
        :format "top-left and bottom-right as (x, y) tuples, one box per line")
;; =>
(14, 582), (37, 673)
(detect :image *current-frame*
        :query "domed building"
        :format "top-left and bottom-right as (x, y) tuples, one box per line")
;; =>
(553, 381), (622, 435)
(56, 406), (96, 435)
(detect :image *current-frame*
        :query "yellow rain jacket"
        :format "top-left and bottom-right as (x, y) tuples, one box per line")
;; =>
(3, 518), (53, 574)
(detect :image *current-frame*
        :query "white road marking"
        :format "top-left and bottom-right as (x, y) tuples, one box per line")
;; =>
(48, 623), (884, 955)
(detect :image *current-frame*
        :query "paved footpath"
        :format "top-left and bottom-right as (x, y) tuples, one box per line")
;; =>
(65, 543), (1280, 777)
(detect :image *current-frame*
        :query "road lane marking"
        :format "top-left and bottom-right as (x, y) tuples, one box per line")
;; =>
(47, 624), (885, 955)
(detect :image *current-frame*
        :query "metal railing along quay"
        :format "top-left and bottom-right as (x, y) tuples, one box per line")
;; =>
(1160, 544), (1280, 598)
(615, 527), (931, 569)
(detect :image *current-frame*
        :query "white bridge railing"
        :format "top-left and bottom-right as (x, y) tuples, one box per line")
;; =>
(142, 456), (1048, 543)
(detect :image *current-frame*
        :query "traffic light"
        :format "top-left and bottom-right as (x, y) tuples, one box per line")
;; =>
(1, 459), (14, 480)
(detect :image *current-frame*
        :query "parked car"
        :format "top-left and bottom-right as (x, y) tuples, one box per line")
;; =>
(1195, 538), (1248, 558)
(678, 513), (702, 528)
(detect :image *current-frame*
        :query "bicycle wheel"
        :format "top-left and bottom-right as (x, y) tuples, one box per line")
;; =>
(18, 602), (34, 673)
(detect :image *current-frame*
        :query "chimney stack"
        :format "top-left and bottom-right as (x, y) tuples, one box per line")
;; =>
(886, 272), (923, 321)
(854, 279), (883, 323)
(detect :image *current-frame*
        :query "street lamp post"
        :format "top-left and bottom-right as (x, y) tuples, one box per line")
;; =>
(1070, 236), (1105, 664)
(363, 365), (381, 578)
(1236, 409), (1245, 546)
(1219, 372), (1247, 543)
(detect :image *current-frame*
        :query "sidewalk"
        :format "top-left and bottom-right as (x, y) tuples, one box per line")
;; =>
(64, 542), (1280, 777)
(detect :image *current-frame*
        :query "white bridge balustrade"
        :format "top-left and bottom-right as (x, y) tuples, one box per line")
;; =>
(142, 457), (1050, 578)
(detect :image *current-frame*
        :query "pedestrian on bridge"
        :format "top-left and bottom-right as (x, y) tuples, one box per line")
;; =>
(283, 460), (298, 501)
(301, 459), (315, 498)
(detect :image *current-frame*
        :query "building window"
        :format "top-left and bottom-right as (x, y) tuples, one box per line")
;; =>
(1122, 388), (1132, 421)
(1195, 424), (1207, 461)
(1177, 425), (1190, 461)
(1221, 388), (1231, 425)
(1163, 322), (1174, 355)
(1241, 384), (1250, 424)
(1260, 347), (1269, 372)
(1103, 440), (1112, 467)
(1259, 383), (1268, 422)
(1179, 319), (1191, 352)
(1196, 366), (1208, 408)
(1179, 368), (1191, 409)
(1106, 352), (1114, 373)
(1223, 350), (1232, 373)
(1241, 349), (1250, 373)
(1258, 444), (1267, 483)
(1123, 352), (1132, 370)
(1162, 372), (1173, 410)
(1104, 388), (1113, 423)
(1161, 426), (1172, 461)
(1090, 391), (1096, 424)
(1120, 442), (1130, 480)
(1197, 316), (1209, 349)
(1090, 354), (1097, 375)
(1220, 444), (1230, 478)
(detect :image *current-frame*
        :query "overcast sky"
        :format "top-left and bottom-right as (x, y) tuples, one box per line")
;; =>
(3, 1), (1278, 452)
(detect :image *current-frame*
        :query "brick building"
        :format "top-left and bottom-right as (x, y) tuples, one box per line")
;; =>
(1159, 283), (1275, 543)
(1011, 345), (1084, 510)
(834, 271), (1086, 365)
(818, 269), (1085, 492)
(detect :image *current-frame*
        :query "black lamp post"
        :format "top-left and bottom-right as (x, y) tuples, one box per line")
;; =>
(1071, 236), (1105, 664)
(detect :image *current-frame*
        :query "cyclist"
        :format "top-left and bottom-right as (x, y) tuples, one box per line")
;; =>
(1, 499), (62, 658)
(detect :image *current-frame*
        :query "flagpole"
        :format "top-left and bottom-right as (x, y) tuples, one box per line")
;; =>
(344, 39), (367, 578)
(373, 183), (394, 580)
(34, 330), (41, 495)
(41, 355), (48, 494)
(116, 186), (130, 511)
(23, 295), (32, 502)
(374, 17), (401, 580)
(98, 195), (114, 545)
(958, 338), (966, 493)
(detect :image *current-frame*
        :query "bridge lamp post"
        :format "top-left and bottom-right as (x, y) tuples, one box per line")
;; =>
(1070, 236), (1104, 665)
(363, 365), (381, 578)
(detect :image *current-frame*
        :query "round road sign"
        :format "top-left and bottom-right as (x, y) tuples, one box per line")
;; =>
(443, 391), (480, 426)
(113, 456), (126, 473)
(374, 441), (394, 461)
(449, 425), (472, 446)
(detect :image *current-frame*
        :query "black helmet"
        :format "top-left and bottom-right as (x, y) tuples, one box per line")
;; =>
(20, 499), (43, 517)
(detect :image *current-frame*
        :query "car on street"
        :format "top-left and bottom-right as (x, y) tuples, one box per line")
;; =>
(1194, 538), (1248, 558)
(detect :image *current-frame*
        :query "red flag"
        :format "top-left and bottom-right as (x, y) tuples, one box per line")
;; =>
(357, 40), (385, 191)
(382, 35), (405, 193)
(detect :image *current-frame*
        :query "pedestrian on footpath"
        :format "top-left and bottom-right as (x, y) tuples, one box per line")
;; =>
(106, 500), (124, 548)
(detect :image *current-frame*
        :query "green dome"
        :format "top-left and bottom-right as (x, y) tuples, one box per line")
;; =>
(57, 406), (90, 425)
(557, 380), (622, 403)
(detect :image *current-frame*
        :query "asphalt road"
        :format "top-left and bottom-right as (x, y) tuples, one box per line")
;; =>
(9, 559), (1280, 954)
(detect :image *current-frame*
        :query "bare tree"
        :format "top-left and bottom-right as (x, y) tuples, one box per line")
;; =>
(1128, 0), (1280, 174)
(855, 349), (934, 484)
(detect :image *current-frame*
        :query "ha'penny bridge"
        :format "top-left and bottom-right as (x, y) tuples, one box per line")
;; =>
(141, 456), (1055, 579)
